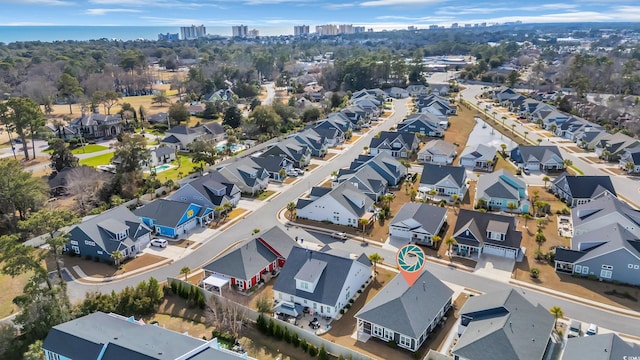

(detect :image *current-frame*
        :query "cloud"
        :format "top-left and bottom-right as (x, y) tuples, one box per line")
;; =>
(6, 0), (74, 5)
(325, 3), (355, 9)
(88, 0), (221, 8)
(0, 21), (58, 25)
(85, 8), (142, 15)
(360, 0), (445, 7)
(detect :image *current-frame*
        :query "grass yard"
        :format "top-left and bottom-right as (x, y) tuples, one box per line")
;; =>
(0, 271), (31, 319)
(243, 190), (276, 201)
(79, 152), (113, 167)
(71, 144), (109, 154)
(155, 155), (200, 183)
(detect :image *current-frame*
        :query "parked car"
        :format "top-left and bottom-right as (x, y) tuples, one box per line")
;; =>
(294, 168), (304, 175)
(568, 320), (581, 338)
(522, 168), (531, 175)
(331, 232), (348, 240)
(286, 170), (299, 177)
(585, 323), (598, 336)
(150, 238), (168, 248)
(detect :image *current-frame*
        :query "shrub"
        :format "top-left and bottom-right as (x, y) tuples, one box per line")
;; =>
(357, 289), (362, 294)
(274, 324), (284, 340)
(339, 309), (345, 315)
(256, 314), (268, 334)
(349, 299), (354, 304)
(345, 303), (351, 309)
(300, 339), (309, 352)
(283, 327), (291, 343)
(318, 345), (329, 360)
(162, 284), (172, 296)
(292, 332), (300, 347)
(530, 268), (540, 279)
(170, 280), (178, 294)
(267, 319), (276, 337)
(308, 344), (318, 357)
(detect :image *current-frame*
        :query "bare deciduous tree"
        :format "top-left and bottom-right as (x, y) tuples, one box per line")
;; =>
(206, 295), (247, 341)
(66, 167), (106, 213)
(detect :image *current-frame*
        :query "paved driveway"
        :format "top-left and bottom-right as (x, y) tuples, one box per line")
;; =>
(474, 254), (515, 283)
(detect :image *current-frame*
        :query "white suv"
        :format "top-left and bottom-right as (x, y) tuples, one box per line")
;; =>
(150, 239), (168, 248)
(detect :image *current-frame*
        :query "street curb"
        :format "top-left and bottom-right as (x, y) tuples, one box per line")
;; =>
(69, 258), (174, 284)
(509, 279), (640, 319)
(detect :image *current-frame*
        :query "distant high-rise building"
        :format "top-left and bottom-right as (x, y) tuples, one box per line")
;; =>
(451, 23), (459, 29)
(232, 25), (248, 37)
(429, 25), (439, 30)
(180, 25), (206, 40)
(408, 26), (416, 31)
(248, 29), (259, 38)
(294, 25), (310, 36)
(338, 24), (353, 34)
(158, 33), (179, 42)
(316, 24), (338, 36)
(354, 26), (365, 33)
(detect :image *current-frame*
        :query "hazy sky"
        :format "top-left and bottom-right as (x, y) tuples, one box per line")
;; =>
(1, 0), (640, 31)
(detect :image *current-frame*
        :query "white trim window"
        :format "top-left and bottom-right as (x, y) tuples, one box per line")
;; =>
(601, 265), (613, 270)
(574, 265), (582, 273)
(373, 325), (383, 337)
(399, 334), (412, 348)
(600, 270), (612, 279)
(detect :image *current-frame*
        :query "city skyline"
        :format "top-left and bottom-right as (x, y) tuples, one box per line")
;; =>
(1, 0), (640, 33)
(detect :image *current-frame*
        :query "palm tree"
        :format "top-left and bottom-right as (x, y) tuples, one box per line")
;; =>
(445, 237), (457, 261)
(563, 159), (573, 169)
(404, 177), (413, 194)
(601, 149), (611, 162)
(625, 161), (635, 173)
(549, 306), (564, 330)
(110, 250), (124, 267)
(522, 213), (533, 228)
(180, 266), (191, 281)
(537, 138), (542, 145)
(359, 218), (369, 243)
(511, 124), (516, 134)
(524, 131), (529, 140)
(431, 235), (442, 249)
(428, 189), (437, 203)
(542, 176), (550, 188)
(535, 228), (546, 250)
(500, 143), (507, 157)
(409, 188), (418, 202)
(507, 202), (518, 213)
(286, 202), (297, 220)
(368, 253), (383, 274)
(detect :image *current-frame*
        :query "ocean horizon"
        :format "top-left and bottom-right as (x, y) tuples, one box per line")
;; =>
(0, 26), (295, 43)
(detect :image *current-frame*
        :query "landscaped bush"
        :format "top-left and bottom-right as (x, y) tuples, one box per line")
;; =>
(291, 332), (300, 347)
(267, 318), (276, 337)
(530, 268), (540, 279)
(212, 329), (236, 344)
(283, 327), (291, 343)
(308, 344), (318, 357)
(274, 323), (284, 340)
(318, 346), (329, 360)
(339, 309), (345, 315)
(256, 314), (268, 334)
(77, 277), (163, 317)
(345, 304), (351, 309)
(349, 299), (354, 304)
(300, 339), (309, 352)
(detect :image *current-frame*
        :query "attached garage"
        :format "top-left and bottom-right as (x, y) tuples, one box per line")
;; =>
(483, 244), (517, 259)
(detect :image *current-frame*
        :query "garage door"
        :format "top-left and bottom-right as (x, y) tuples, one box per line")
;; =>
(505, 248), (517, 259)
(183, 218), (198, 233)
(390, 227), (409, 239)
(484, 245), (506, 257)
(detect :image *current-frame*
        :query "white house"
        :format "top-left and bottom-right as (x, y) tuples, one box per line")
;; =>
(296, 182), (375, 227)
(389, 203), (447, 246)
(272, 247), (372, 319)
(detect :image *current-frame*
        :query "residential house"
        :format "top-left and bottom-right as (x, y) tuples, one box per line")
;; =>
(353, 98), (381, 119)
(397, 113), (446, 137)
(251, 155), (294, 182)
(562, 333), (640, 360)
(312, 126), (344, 147)
(593, 132), (640, 161)
(494, 88), (520, 104)
(387, 87), (409, 99)
(333, 165), (388, 201)
(168, 171), (241, 209)
(419, 164), (468, 201)
(340, 105), (366, 127)
(203, 88), (234, 102)
(429, 84), (450, 97)
(64, 206), (152, 263)
(149, 146), (176, 167)
(44, 123), (78, 140)
(550, 173), (616, 207)
(203, 226), (299, 291)
(347, 152), (408, 186)
(355, 270), (453, 352)
(48, 165), (103, 196)
(261, 138), (312, 168)
(160, 125), (205, 151)
(291, 128), (329, 157)
(69, 112), (123, 139)
(295, 97), (312, 108)
(406, 84), (429, 97)
(309, 92), (324, 102)
(134, 199), (212, 238)
(43, 311), (255, 360)
(510, 145), (565, 171)
(296, 181), (375, 227)
(201, 122), (226, 142)
(417, 140), (456, 164)
(452, 289), (554, 360)
(369, 131), (420, 159)
(452, 209), (522, 259)
(416, 94), (456, 115)
(389, 203), (447, 246)
(618, 144), (640, 173)
(475, 169), (529, 213)
(554, 223), (640, 285)
(352, 88), (386, 101)
(570, 192), (640, 237)
(272, 247), (372, 319)
(315, 115), (352, 143)
(459, 144), (497, 169)
(216, 157), (270, 195)
(187, 103), (206, 115)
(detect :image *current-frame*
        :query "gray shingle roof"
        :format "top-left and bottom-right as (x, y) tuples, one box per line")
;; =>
(460, 144), (497, 161)
(563, 333), (640, 360)
(152, 145), (174, 158)
(420, 164), (467, 188)
(572, 192), (640, 234)
(453, 289), (554, 360)
(273, 247), (371, 306)
(572, 223), (640, 264)
(453, 209), (522, 250)
(476, 169), (525, 202)
(510, 145), (563, 165)
(390, 203), (447, 235)
(369, 131), (419, 151)
(551, 173), (616, 199)
(355, 270), (452, 339)
(134, 199), (194, 228)
(420, 140), (456, 156)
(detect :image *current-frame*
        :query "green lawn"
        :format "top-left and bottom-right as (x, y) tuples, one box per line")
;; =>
(154, 155), (200, 183)
(71, 144), (109, 155)
(79, 153), (114, 167)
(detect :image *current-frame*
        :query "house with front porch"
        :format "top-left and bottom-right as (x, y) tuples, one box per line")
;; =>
(160, 125), (207, 151)
(272, 247), (372, 319)
(510, 145), (564, 171)
(389, 203), (447, 246)
(347, 152), (408, 186)
(618, 144), (640, 173)
(69, 112), (124, 139)
(419, 164), (467, 202)
(417, 140), (456, 164)
(453, 289), (554, 360)
(550, 173), (616, 207)
(397, 113), (446, 137)
(148, 146), (175, 167)
(134, 199), (212, 238)
(261, 138), (312, 168)
(562, 333), (640, 360)
(369, 131), (420, 159)
(459, 144), (497, 169)
(203, 226), (299, 291)
(571, 192), (640, 238)
(64, 206), (152, 263)
(452, 209), (522, 259)
(296, 181), (375, 227)
(216, 157), (270, 195)
(355, 270), (453, 352)
(252, 155), (294, 182)
(333, 165), (388, 201)
(291, 128), (329, 157)
(554, 223), (640, 285)
(168, 170), (241, 211)
(475, 169), (529, 213)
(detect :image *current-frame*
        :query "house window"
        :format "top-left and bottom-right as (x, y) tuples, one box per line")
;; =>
(45, 351), (60, 360)
(574, 265), (582, 273)
(399, 335), (412, 348)
(602, 265), (613, 270)
(600, 270), (612, 279)
(373, 325), (383, 337)
(582, 266), (589, 275)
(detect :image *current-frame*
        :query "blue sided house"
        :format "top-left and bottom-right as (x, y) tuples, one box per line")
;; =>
(134, 199), (213, 238)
